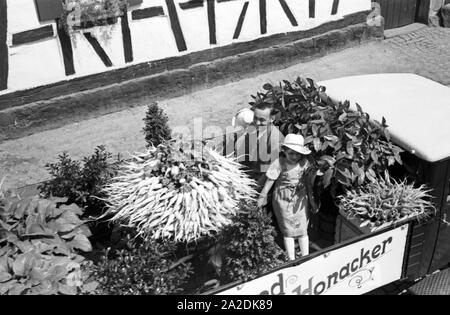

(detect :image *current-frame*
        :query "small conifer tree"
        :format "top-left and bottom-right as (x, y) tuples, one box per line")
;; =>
(143, 102), (172, 148)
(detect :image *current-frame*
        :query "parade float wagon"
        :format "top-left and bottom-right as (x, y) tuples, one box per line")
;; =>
(209, 73), (450, 295)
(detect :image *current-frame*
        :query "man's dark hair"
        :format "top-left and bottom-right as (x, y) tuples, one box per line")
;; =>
(252, 102), (278, 115)
(252, 102), (273, 111)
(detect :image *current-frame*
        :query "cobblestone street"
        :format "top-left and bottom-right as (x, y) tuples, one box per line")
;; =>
(1, 26), (450, 190)
(386, 27), (450, 86)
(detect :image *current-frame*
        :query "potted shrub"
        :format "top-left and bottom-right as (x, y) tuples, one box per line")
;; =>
(336, 172), (435, 241)
(91, 237), (194, 295)
(143, 102), (172, 148)
(39, 146), (122, 243)
(219, 201), (287, 284)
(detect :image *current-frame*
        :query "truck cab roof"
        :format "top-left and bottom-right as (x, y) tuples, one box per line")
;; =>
(320, 73), (450, 163)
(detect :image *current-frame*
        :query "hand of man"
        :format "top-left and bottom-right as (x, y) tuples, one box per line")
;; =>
(310, 200), (320, 214)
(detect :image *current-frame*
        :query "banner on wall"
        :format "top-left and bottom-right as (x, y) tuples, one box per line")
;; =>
(217, 225), (409, 295)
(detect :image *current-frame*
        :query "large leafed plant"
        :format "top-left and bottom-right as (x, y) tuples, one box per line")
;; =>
(252, 77), (403, 196)
(0, 184), (96, 295)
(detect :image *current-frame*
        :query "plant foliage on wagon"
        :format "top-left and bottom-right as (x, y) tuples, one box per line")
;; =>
(92, 238), (193, 295)
(338, 172), (435, 229)
(39, 146), (120, 218)
(251, 77), (403, 196)
(143, 102), (172, 148)
(0, 183), (96, 295)
(220, 201), (287, 283)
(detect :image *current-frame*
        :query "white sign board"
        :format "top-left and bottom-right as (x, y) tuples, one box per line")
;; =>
(218, 225), (409, 295)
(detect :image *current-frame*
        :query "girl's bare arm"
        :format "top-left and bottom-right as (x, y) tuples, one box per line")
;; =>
(257, 179), (275, 208)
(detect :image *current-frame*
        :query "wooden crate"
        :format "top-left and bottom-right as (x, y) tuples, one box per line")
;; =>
(334, 214), (364, 244)
(335, 210), (417, 244)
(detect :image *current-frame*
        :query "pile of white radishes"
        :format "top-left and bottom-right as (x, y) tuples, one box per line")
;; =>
(103, 141), (257, 243)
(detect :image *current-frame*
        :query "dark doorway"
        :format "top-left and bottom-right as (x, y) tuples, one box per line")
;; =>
(375, 0), (418, 29)
(415, 0), (431, 24)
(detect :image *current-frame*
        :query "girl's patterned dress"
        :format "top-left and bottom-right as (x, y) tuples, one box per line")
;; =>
(266, 157), (310, 238)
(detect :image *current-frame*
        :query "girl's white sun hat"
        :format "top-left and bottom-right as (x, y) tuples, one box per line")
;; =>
(282, 134), (312, 155)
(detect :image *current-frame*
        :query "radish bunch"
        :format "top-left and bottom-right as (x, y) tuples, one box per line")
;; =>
(103, 141), (257, 243)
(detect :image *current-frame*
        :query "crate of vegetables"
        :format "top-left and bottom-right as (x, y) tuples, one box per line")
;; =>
(335, 172), (435, 242)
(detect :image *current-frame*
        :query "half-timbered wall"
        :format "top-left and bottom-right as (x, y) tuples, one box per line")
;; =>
(0, 0), (370, 93)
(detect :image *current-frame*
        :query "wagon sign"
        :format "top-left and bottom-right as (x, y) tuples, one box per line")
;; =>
(217, 225), (409, 295)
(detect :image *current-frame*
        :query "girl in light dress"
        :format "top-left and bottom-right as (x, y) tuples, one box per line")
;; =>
(257, 134), (319, 260)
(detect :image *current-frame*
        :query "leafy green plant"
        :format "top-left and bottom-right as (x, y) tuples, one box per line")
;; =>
(39, 146), (120, 218)
(92, 237), (193, 295)
(338, 172), (435, 229)
(0, 185), (96, 295)
(219, 201), (286, 283)
(143, 102), (172, 148)
(253, 77), (403, 196)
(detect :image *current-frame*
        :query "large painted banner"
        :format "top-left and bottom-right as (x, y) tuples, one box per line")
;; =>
(0, 0), (371, 92)
(217, 224), (409, 295)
